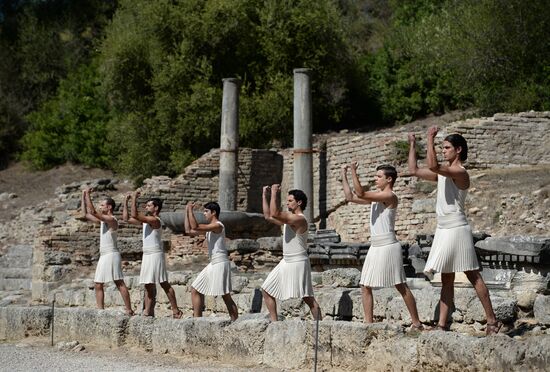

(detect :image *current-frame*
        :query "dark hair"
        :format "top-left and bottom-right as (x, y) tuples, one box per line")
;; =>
(104, 197), (116, 210)
(288, 189), (308, 210)
(376, 164), (397, 186)
(147, 198), (163, 213)
(444, 133), (468, 161)
(204, 201), (221, 218)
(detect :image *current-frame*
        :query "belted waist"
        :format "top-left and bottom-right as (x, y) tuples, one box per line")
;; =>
(283, 251), (309, 263)
(210, 252), (229, 265)
(437, 213), (469, 229)
(100, 246), (119, 255)
(370, 232), (398, 247)
(143, 245), (163, 255)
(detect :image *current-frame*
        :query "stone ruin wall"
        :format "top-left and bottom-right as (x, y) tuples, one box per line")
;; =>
(29, 112), (550, 302)
(281, 111), (550, 243)
(31, 149), (283, 301)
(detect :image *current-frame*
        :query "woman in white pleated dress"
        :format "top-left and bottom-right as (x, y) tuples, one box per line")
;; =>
(341, 163), (425, 330)
(408, 126), (501, 335)
(261, 185), (321, 321)
(81, 188), (134, 315)
(185, 201), (238, 321)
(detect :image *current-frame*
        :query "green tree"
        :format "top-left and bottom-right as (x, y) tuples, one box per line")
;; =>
(21, 60), (112, 169)
(100, 0), (362, 181)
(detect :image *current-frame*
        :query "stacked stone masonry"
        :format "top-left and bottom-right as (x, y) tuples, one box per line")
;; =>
(17, 111), (550, 303)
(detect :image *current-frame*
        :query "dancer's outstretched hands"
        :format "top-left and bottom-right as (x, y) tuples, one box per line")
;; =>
(408, 132), (416, 143)
(427, 125), (439, 139)
(186, 201), (195, 210)
(271, 184), (281, 194)
(262, 185), (271, 196)
(350, 161), (359, 173)
(124, 193), (131, 201)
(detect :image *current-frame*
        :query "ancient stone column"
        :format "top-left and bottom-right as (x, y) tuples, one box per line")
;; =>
(219, 78), (241, 211)
(293, 68), (314, 222)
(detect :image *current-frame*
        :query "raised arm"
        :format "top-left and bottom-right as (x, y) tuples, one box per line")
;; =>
(122, 194), (140, 225)
(130, 191), (160, 227)
(81, 189), (100, 223)
(269, 184), (307, 230)
(341, 165), (369, 204)
(184, 202), (198, 236)
(262, 186), (283, 225)
(187, 202), (223, 234)
(408, 132), (437, 181)
(426, 126), (469, 188)
(349, 163), (397, 204)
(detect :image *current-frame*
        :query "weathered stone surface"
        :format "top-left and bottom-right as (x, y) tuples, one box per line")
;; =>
(150, 317), (194, 354)
(125, 316), (155, 351)
(417, 332), (550, 371)
(331, 322), (403, 369)
(464, 295), (516, 323)
(511, 270), (550, 292)
(475, 236), (550, 257)
(0, 306), (51, 341)
(263, 319), (331, 369)
(534, 295), (550, 325)
(256, 237), (282, 252)
(53, 308), (128, 347)
(321, 268), (361, 288)
(516, 290), (538, 311)
(220, 318), (269, 365)
(2, 306), (550, 370)
(231, 275), (249, 293)
(227, 239), (260, 254)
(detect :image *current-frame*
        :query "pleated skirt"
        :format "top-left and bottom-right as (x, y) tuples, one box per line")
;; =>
(94, 252), (124, 283)
(191, 256), (232, 296)
(261, 257), (314, 300)
(424, 224), (479, 274)
(360, 241), (406, 288)
(139, 252), (169, 284)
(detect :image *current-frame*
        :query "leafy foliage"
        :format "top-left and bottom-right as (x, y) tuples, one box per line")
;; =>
(21, 61), (112, 169)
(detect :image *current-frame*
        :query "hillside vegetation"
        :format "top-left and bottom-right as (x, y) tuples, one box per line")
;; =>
(1, 0), (549, 182)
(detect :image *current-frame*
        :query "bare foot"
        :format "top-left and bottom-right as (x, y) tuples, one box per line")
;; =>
(172, 309), (183, 319)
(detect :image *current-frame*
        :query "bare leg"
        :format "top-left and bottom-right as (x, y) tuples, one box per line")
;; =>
(262, 289), (278, 321)
(191, 288), (205, 317)
(160, 282), (182, 318)
(438, 273), (455, 329)
(465, 270), (497, 324)
(361, 285), (374, 323)
(395, 283), (422, 327)
(222, 293), (239, 321)
(94, 282), (105, 309)
(143, 284), (156, 316)
(114, 280), (134, 315)
(303, 296), (322, 320)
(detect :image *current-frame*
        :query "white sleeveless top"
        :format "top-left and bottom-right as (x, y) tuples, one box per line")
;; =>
(435, 174), (470, 229)
(282, 214), (308, 255)
(99, 218), (118, 254)
(370, 197), (396, 236)
(142, 219), (162, 253)
(207, 221), (228, 258)
(436, 174), (467, 216)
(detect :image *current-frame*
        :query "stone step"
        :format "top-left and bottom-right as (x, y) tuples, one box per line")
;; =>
(0, 245), (33, 268)
(0, 268), (32, 279)
(0, 278), (31, 290)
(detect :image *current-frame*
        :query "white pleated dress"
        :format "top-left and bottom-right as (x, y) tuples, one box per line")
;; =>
(360, 197), (406, 288)
(139, 220), (169, 284)
(94, 219), (125, 283)
(191, 221), (232, 296)
(261, 216), (314, 300)
(424, 174), (479, 274)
